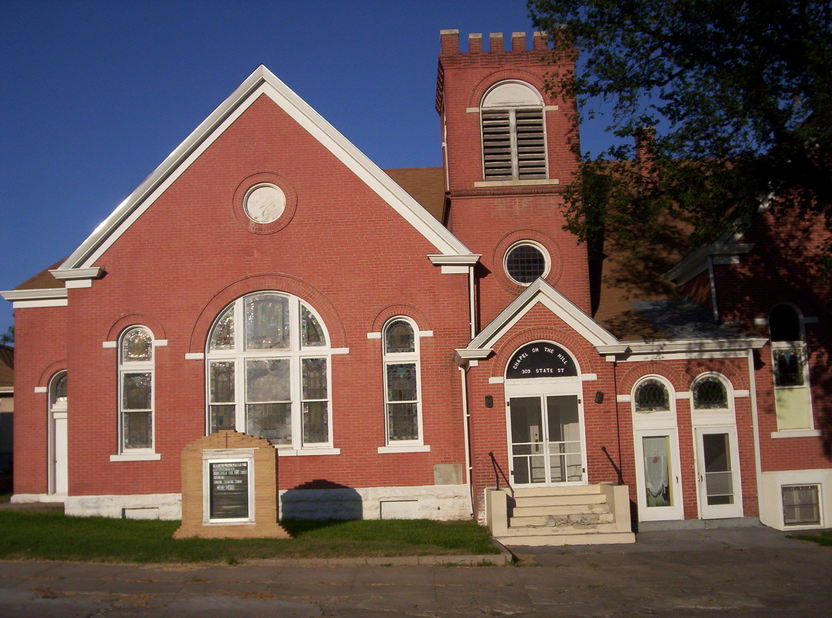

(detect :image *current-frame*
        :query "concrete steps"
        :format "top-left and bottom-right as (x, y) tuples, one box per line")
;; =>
(488, 484), (635, 547)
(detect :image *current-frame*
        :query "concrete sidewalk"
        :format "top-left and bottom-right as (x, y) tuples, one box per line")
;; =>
(0, 525), (829, 616)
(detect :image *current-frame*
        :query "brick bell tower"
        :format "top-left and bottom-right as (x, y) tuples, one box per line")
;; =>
(436, 30), (589, 327)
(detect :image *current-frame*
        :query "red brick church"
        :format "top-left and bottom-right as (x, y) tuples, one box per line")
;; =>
(3, 30), (829, 543)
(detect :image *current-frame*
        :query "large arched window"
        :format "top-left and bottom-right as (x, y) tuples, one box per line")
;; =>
(769, 303), (813, 430)
(382, 317), (422, 445)
(205, 292), (332, 449)
(481, 81), (547, 181)
(118, 326), (154, 452)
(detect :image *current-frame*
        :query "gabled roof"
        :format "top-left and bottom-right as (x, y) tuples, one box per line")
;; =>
(55, 65), (471, 276)
(458, 279), (621, 360)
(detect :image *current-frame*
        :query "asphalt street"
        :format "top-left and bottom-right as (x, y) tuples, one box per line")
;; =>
(0, 526), (829, 616)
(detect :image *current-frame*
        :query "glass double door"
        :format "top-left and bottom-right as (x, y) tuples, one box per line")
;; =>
(509, 395), (585, 486)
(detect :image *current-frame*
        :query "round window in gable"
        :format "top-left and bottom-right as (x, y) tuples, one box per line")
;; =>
(504, 242), (549, 285)
(244, 183), (286, 224)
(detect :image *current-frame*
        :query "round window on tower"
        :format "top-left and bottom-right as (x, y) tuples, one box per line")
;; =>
(504, 241), (549, 285)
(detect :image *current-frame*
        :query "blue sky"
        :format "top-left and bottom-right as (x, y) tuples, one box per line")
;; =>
(0, 0), (616, 337)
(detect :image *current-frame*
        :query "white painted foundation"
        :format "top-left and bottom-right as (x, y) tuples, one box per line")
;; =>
(759, 469), (832, 531)
(17, 484), (471, 522)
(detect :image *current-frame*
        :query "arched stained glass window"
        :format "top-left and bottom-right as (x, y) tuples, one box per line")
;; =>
(205, 292), (333, 449)
(634, 379), (670, 413)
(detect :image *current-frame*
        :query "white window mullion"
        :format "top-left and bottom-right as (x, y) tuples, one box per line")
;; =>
(291, 355), (302, 450)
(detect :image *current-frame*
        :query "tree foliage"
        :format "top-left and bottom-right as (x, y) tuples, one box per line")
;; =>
(0, 326), (12, 347)
(528, 0), (832, 258)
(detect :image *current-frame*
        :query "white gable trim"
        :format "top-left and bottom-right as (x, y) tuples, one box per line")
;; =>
(464, 279), (620, 353)
(57, 65), (471, 273)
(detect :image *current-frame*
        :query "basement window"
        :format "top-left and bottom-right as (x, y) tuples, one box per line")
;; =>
(782, 485), (820, 526)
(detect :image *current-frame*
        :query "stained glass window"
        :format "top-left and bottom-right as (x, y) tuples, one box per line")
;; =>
(206, 293), (332, 448)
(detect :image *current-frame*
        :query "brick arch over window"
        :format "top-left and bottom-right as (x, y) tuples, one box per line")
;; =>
(106, 314), (166, 342)
(489, 327), (596, 379)
(370, 304), (431, 333)
(37, 359), (68, 389)
(188, 273), (346, 353)
(680, 361), (747, 391)
(467, 69), (548, 109)
(617, 362), (688, 394)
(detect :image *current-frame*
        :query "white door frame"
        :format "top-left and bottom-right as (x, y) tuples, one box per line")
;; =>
(48, 371), (68, 496)
(694, 425), (743, 519)
(505, 376), (587, 487)
(633, 427), (684, 521)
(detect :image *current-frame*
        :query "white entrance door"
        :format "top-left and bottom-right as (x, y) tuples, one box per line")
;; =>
(52, 412), (68, 495)
(508, 395), (585, 486)
(634, 429), (684, 521)
(695, 427), (743, 519)
(48, 371), (68, 496)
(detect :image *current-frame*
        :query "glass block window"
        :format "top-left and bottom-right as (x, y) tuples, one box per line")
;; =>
(206, 292), (333, 449)
(782, 485), (821, 526)
(505, 242), (548, 284)
(481, 81), (547, 181)
(692, 376), (729, 410)
(634, 378), (671, 413)
(382, 317), (422, 444)
(118, 326), (154, 451)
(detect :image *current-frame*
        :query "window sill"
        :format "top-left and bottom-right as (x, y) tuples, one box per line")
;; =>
(277, 447), (341, 456)
(473, 179), (559, 188)
(770, 429), (821, 439)
(109, 452), (162, 462)
(377, 444), (431, 454)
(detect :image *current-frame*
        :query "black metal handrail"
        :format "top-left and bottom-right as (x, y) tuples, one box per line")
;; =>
(488, 451), (514, 497)
(600, 445), (624, 485)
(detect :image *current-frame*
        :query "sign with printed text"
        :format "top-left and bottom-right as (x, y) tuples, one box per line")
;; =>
(209, 460), (249, 519)
(507, 342), (577, 379)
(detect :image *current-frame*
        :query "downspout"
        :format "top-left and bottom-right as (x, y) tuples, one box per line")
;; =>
(747, 348), (765, 523)
(459, 364), (474, 517)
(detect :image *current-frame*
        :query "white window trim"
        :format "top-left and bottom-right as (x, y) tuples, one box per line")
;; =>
(631, 375), (676, 424)
(769, 304), (815, 431)
(116, 326), (157, 456)
(781, 483), (823, 529)
(503, 240), (551, 286)
(480, 80), (548, 182)
(205, 292), (337, 451)
(381, 316), (426, 448)
(770, 429), (822, 439)
(690, 372), (735, 425)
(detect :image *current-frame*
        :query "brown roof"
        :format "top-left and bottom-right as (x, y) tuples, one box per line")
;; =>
(0, 345), (12, 389)
(15, 259), (65, 290)
(384, 167), (446, 223)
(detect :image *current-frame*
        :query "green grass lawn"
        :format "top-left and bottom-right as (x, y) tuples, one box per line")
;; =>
(791, 530), (832, 546)
(0, 511), (498, 564)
